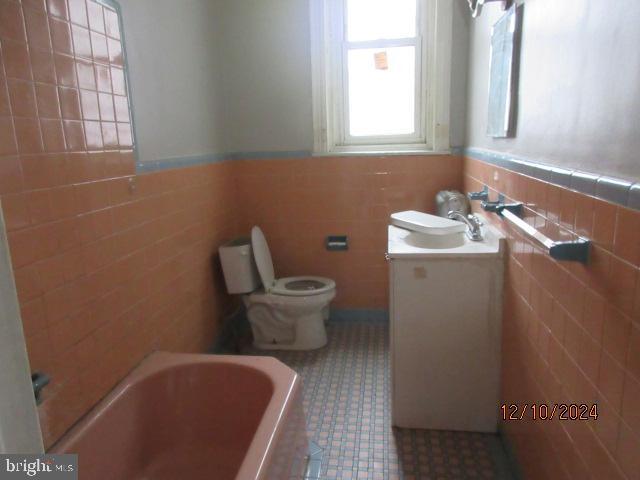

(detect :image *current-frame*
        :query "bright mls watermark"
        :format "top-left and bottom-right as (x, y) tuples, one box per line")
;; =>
(0, 455), (77, 479)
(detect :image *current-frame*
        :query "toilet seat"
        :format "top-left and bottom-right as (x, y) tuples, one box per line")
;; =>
(272, 276), (336, 297)
(248, 287), (335, 306)
(251, 226), (336, 296)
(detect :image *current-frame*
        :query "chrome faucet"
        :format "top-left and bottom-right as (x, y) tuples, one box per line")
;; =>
(447, 211), (484, 241)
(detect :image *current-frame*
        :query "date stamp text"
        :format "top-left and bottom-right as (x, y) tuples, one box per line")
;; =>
(501, 403), (598, 421)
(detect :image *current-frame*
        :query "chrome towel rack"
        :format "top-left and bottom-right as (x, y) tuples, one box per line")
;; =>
(468, 189), (591, 263)
(499, 208), (590, 263)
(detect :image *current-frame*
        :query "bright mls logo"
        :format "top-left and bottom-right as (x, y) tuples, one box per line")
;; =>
(0, 455), (77, 479)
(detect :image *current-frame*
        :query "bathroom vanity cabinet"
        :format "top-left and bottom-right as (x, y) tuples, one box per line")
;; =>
(387, 224), (505, 433)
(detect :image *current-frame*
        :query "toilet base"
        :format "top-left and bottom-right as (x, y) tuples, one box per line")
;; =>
(244, 292), (333, 351)
(243, 288), (336, 350)
(250, 309), (328, 350)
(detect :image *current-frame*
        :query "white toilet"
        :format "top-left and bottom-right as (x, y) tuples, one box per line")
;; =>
(219, 226), (336, 350)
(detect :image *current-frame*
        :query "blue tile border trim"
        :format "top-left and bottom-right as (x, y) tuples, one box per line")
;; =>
(596, 176), (631, 206)
(136, 153), (230, 173)
(464, 147), (640, 211)
(570, 170), (599, 196)
(228, 150), (313, 160)
(629, 184), (640, 210)
(134, 150), (314, 173)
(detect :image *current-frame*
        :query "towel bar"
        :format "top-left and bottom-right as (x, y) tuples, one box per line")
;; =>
(480, 200), (591, 263)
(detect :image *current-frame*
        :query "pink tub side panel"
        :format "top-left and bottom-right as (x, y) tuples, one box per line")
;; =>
(51, 353), (306, 480)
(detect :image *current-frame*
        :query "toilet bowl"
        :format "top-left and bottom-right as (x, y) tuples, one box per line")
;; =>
(218, 227), (336, 350)
(244, 285), (335, 350)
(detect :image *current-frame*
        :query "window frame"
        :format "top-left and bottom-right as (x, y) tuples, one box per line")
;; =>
(310, 0), (452, 155)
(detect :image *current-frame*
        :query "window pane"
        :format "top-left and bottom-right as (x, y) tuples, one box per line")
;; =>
(347, 47), (416, 137)
(347, 0), (417, 42)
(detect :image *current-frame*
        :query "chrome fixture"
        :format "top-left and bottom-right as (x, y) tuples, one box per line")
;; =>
(436, 190), (470, 218)
(32, 371), (50, 405)
(466, 184), (590, 262)
(468, 188), (522, 214)
(481, 198), (523, 215)
(467, 186), (489, 201)
(447, 211), (483, 242)
(500, 209), (590, 263)
(467, 0), (513, 18)
(478, 198), (591, 263)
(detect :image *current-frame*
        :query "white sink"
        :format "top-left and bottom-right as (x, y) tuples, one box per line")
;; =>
(387, 215), (504, 259)
(402, 231), (466, 249)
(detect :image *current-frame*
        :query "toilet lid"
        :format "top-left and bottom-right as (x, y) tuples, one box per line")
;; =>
(390, 210), (467, 236)
(251, 226), (276, 291)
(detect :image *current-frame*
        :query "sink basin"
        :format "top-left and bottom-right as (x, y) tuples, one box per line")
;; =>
(387, 215), (504, 258)
(403, 231), (466, 249)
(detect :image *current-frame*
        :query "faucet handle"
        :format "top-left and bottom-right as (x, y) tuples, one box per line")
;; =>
(468, 186), (489, 201)
(468, 214), (483, 226)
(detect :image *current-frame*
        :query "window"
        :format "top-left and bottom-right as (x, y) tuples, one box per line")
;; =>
(310, 0), (452, 154)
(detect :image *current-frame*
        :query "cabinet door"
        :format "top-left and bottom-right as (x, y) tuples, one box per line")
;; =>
(390, 257), (501, 432)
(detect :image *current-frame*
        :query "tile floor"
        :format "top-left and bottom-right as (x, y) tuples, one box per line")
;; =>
(244, 316), (515, 480)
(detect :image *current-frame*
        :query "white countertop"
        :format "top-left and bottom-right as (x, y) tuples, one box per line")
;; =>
(387, 217), (505, 259)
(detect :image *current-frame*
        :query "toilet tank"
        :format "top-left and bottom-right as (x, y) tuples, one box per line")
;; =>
(219, 238), (261, 294)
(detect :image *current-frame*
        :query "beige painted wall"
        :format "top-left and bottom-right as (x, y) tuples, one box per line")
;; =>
(217, 0), (315, 153)
(219, 0), (470, 151)
(118, 0), (470, 159)
(118, 0), (227, 162)
(465, 0), (640, 181)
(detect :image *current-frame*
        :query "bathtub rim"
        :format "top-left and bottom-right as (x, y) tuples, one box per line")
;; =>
(50, 351), (302, 480)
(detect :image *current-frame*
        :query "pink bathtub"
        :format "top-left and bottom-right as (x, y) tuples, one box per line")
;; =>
(51, 352), (309, 480)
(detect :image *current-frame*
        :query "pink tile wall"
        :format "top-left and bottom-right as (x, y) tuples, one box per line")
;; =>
(0, 0), (238, 448)
(0, 0), (465, 450)
(235, 155), (463, 309)
(464, 156), (640, 480)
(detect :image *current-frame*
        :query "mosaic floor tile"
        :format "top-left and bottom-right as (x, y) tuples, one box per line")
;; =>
(245, 317), (514, 480)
